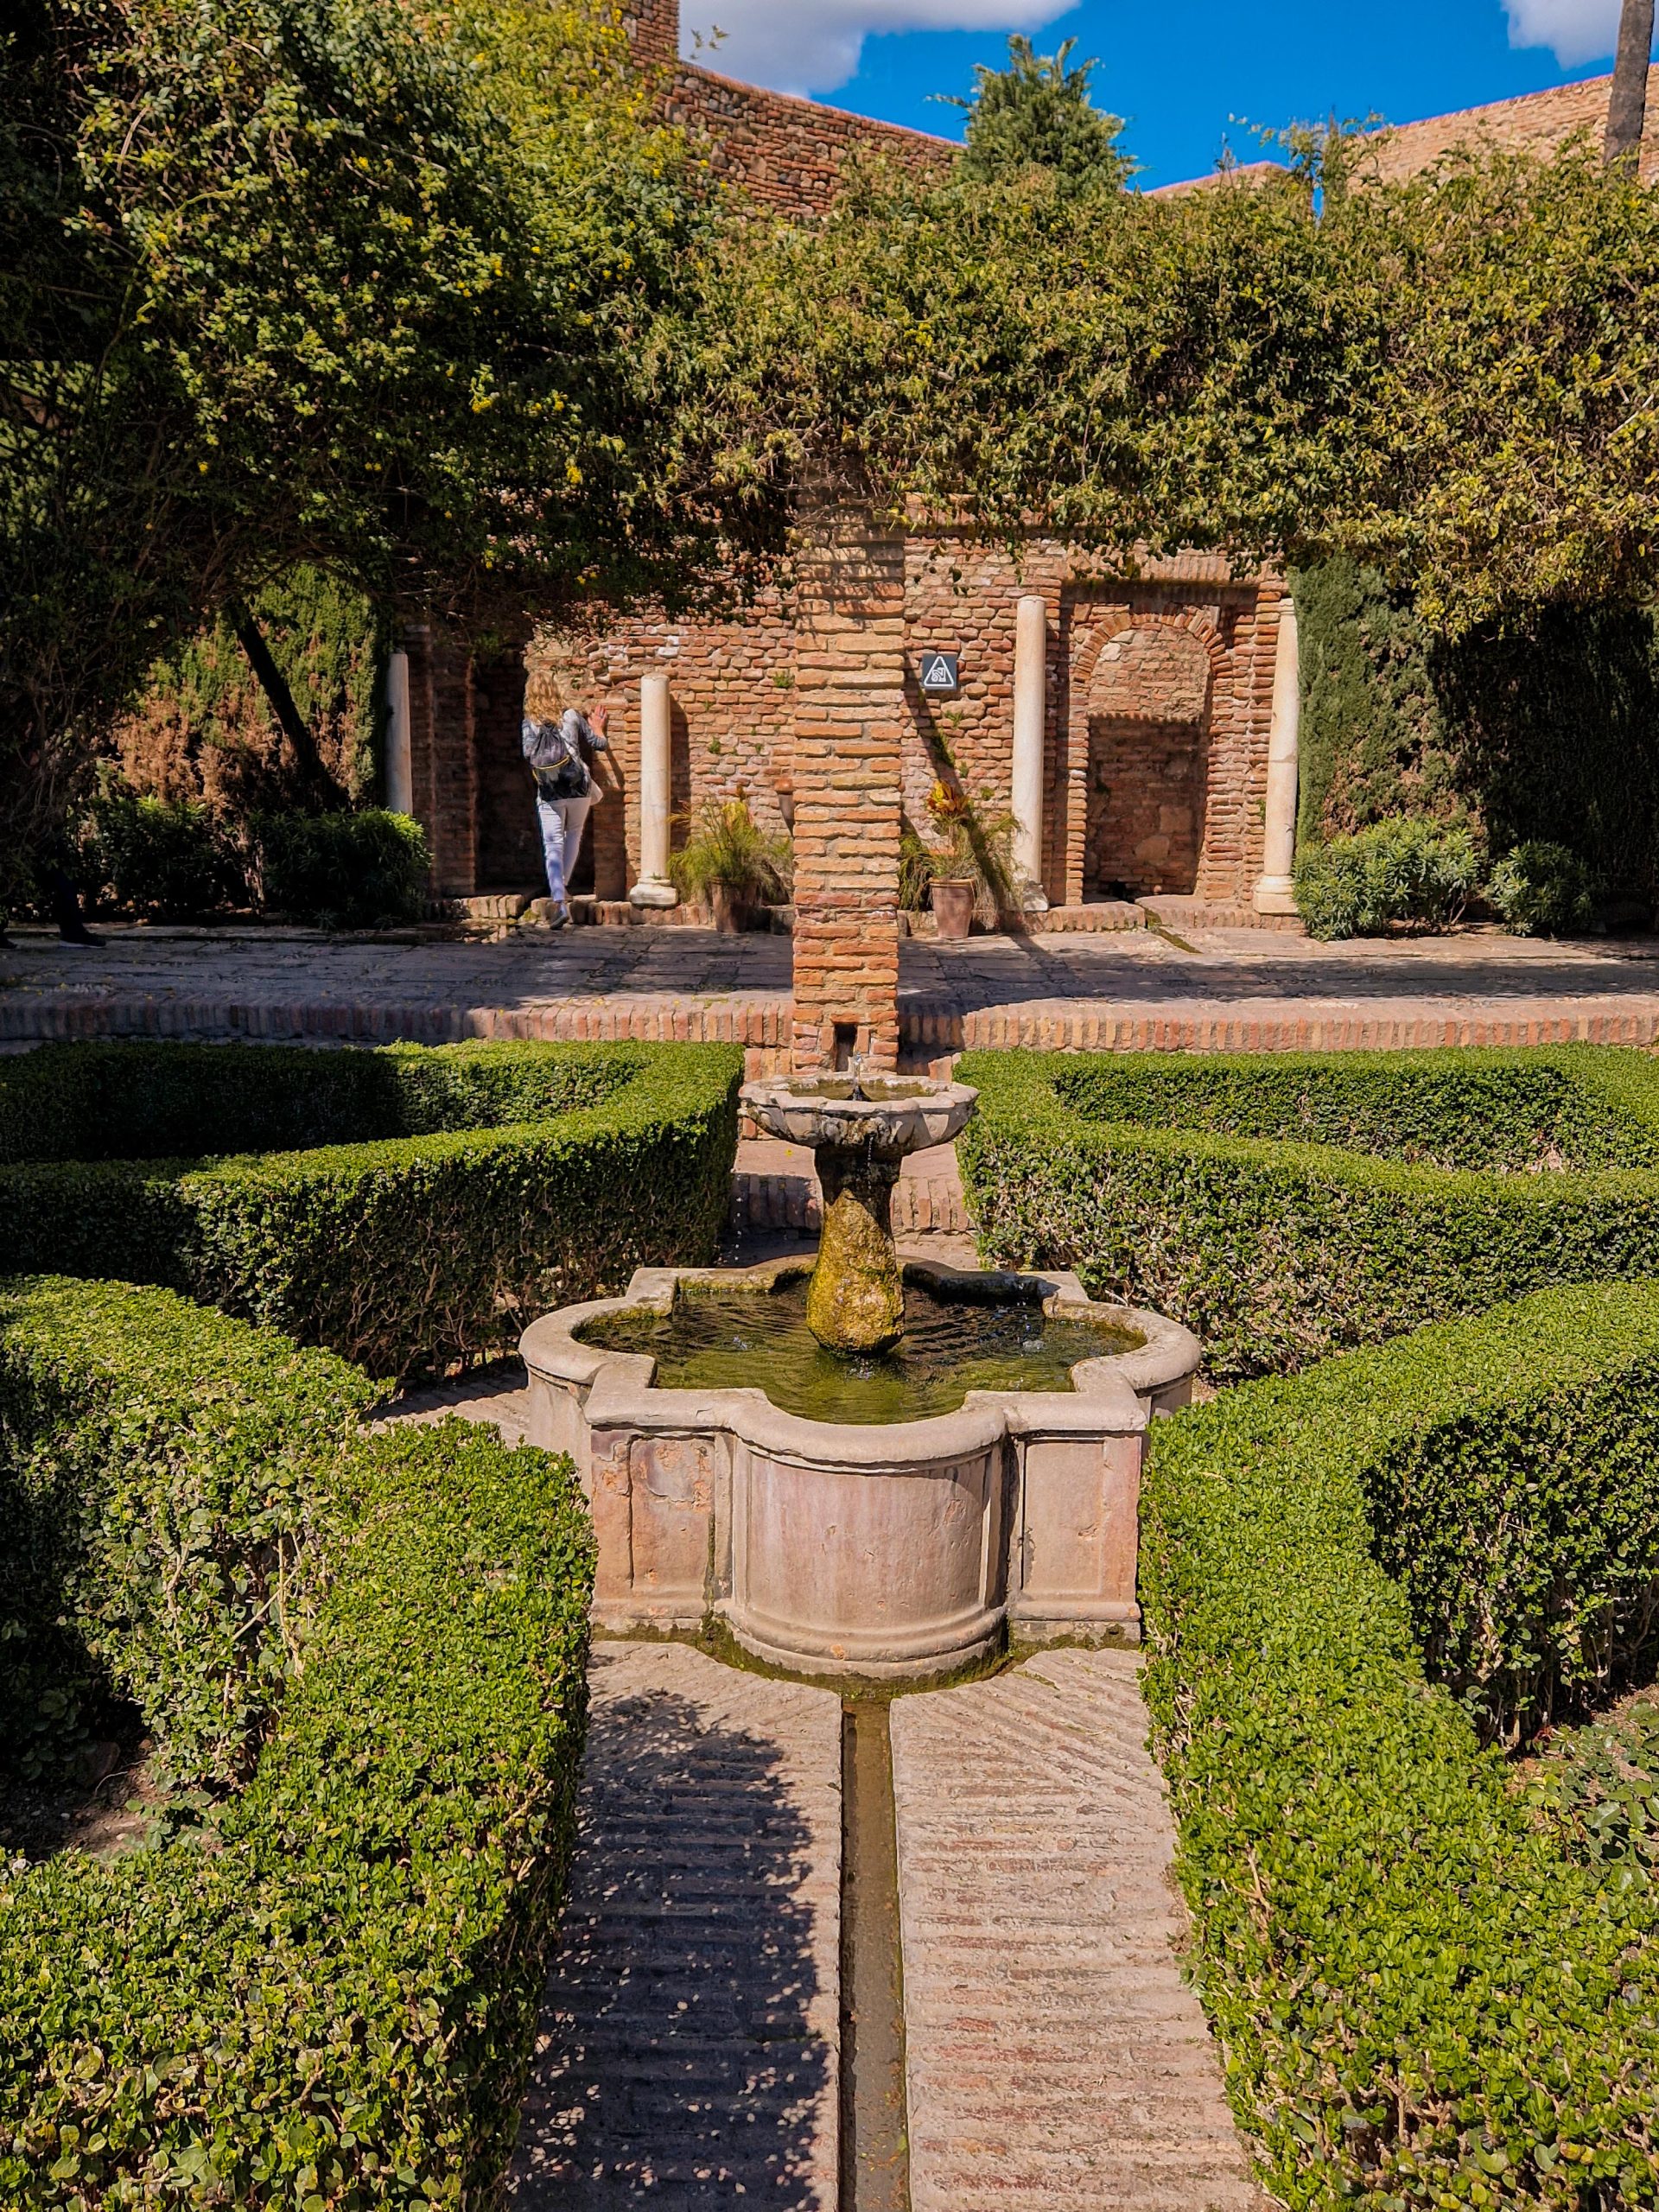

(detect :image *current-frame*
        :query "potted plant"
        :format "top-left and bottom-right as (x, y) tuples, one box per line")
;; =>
(669, 798), (791, 932)
(905, 780), (1017, 939)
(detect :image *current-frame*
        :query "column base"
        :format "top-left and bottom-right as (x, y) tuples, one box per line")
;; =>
(1018, 880), (1050, 914)
(629, 879), (678, 910)
(1252, 875), (1298, 918)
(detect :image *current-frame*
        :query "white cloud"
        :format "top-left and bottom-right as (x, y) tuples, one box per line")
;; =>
(1503, 0), (1622, 67)
(682, 2), (1072, 99)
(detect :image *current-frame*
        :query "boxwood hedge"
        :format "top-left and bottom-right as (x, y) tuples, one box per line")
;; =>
(1142, 1283), (1659, 2209)
(0, 1039), (743, 1379)
(0, 1275), (594, 2209)
(958, 1045), (1659, 1377)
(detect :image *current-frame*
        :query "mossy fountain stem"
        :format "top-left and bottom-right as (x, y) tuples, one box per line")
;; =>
(806, 1143), (906, 1355)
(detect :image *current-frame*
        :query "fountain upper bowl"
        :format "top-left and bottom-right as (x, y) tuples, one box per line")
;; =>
(742, 1073), (977, 1157)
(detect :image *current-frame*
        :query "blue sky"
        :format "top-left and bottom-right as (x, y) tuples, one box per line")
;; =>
(679, 2), (1639, 188)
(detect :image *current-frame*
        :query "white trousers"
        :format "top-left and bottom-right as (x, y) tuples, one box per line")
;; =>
(536, 795), (592, 907)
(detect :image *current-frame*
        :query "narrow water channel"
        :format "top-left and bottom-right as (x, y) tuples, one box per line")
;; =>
(839, 1701), (911, 2212)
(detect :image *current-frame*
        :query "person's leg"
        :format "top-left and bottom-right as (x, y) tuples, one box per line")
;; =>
(556, 798), (593, 913)
(536, 796), (569, 922)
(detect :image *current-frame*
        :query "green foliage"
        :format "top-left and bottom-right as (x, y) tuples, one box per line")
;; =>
(0, 1039), (743, 1377)
(248, 808), (428, 930)
(79, 784), (240, 922)
(667, 798), (791, 905)
(946, 35), (1132, 191)
(0, 1276), (593, 2207)
(122, 563), (387, 810)
(1294, 557), (1659, 907)
(2, 0), (776, 891)
(1529, 1689), (1659, 1892)
(957, 1045), (1659, 1379)
(1292, 816), (1481, 938)
(1488, 838), (1599, 937)
(1141, 1284), (1659, 2209)
(0, 1276), (375, 1786)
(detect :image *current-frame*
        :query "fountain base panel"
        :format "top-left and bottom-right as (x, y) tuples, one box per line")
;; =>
(521, 1259), (1201, 1683)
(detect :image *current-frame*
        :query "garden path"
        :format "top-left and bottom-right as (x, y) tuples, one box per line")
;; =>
(9, 918), (1659, 1059)
(891, 1648), (1265, 2212)
(380, 1384), (1262, 2210)
(505, 1642), (844, 2211)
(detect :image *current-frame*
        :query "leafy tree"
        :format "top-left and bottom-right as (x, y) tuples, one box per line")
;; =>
(944, 35), (1132, 191)
(0, 0), (776, 903)
(700, 129), (1659, 635)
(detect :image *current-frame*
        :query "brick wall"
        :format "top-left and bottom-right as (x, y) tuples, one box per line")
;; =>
(523, 539), (1283, 914)
(791, 513), (905, 1071)
(667, 63), (952, 214)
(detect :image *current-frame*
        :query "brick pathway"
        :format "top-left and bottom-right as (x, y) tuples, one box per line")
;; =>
(9, 918), (1659, 1059)
(891, 1648), (1262, 2212)
(505, 1643), (843, 2211)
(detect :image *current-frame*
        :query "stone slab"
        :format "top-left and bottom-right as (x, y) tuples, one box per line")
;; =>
(505, 1643), (843, 2211)
(890, 1647), (1264, 2212)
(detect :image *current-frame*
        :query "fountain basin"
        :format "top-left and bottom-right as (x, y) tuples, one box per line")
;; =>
(520, 1259), (1200, 1682)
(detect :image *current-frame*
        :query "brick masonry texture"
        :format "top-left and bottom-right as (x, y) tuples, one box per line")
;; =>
(13, 925), (1659, 1065)
(506, 1642), (842, 2211)
(890, 1647), (1264, 2212)
(528, 542), (1285, 925)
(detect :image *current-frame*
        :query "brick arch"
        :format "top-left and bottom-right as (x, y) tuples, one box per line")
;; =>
(1068, 608), (1230, 905)
(1070, 607), (1229, 705)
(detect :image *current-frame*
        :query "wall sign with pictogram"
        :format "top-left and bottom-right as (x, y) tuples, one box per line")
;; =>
(918, 652), (960, 696)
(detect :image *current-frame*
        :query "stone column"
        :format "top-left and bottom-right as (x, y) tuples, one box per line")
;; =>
(791, 510), (905, 1073)
(1012, 594), (1050, 912)
(1253, 597), (1300, 917)
(630, 672), (677, 907)
(384, 648), (413, 817)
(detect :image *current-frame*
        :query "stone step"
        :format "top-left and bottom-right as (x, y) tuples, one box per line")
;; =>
(730, 1136), (970, 1236)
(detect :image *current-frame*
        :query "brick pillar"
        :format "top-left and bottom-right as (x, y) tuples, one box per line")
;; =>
(791, 510), (905, 1073)
(402, 622), (480, 897)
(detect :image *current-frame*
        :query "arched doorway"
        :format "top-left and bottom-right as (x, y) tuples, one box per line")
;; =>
(1084, 623), (1212, 899)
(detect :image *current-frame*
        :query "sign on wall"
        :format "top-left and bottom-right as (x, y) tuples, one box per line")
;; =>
(918, 652), (960, 696)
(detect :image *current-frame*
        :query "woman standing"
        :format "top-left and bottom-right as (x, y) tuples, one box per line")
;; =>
(522, 701), (609, 925)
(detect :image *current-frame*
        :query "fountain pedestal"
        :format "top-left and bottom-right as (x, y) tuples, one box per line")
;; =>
(742, 1073), (978, 1355)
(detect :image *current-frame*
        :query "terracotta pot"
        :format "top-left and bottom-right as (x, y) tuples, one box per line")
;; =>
(709, 881), (753, 934)
(931, 879), (975, 940)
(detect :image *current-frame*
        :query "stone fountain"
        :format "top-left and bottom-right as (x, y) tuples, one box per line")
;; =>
(742, 1063), (978, 1355)
(520, 1070), (1200, 1682)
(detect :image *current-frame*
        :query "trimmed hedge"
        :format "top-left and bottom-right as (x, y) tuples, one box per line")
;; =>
(1141, 1284), (1659, 2209)
(0, 1276), (375, 1786)
(958, 1045), (1659, 1377)
(0, 1039), (743, 1378)
(0, 1275), (593, 2208)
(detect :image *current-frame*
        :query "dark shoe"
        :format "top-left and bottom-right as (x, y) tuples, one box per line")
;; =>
(547, 906), (568, 931)
(59, 925), (105, 947)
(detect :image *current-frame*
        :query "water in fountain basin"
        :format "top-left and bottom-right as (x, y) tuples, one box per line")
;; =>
(577, 1277), (1141, 1425)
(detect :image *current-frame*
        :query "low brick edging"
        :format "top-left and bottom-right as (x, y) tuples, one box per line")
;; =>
(10, 988), (1659, 1066)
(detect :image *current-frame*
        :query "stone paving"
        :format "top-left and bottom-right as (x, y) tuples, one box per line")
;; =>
(9, 918), (1659, 1058)
(891, 1647), (1262, 2212)
(506, 1643), (844, 2211)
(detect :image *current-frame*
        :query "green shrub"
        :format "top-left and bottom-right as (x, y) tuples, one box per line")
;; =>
(0, 1277), (373, 1786)
(0, 1276), (592, 2207)
(1488, 837), (1599, 937)
(957, 1046), (1659, 1378)
(0, 1040), (743, 1377)
(80, 786), (241, 921)
(248, 808), (428, 928)
(1293, 815), (1481, 938)
(1141, 1284), (1659, 2210)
